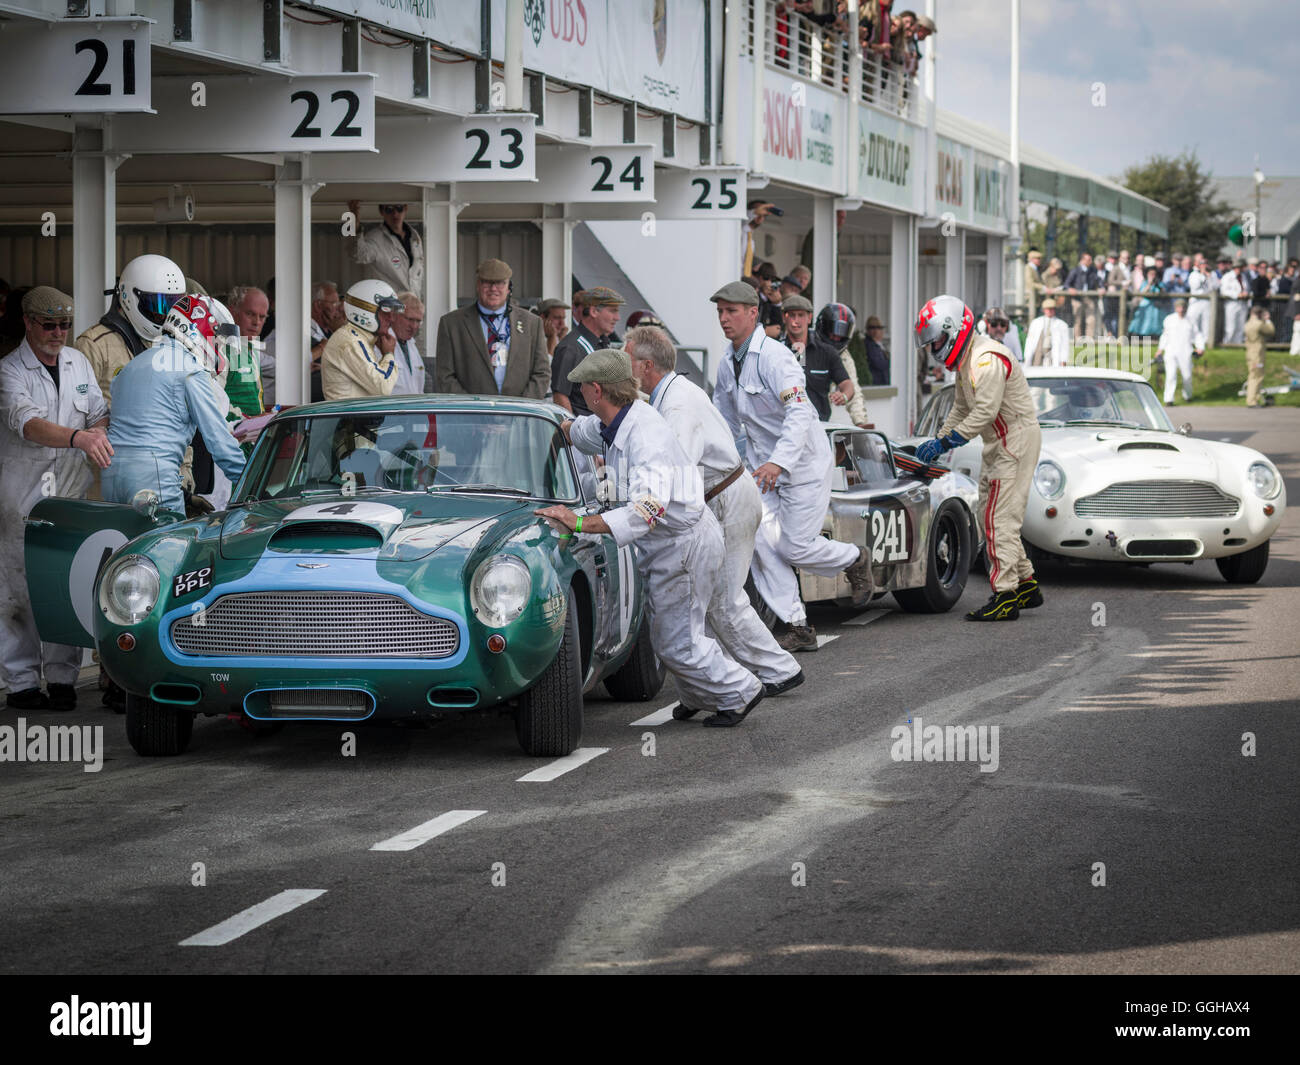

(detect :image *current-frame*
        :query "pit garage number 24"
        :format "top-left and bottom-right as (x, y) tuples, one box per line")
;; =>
(868, 506), (909, 564)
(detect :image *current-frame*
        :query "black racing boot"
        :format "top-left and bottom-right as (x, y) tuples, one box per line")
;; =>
(6, 687), (49, 710)
(47, 684), (77, 712)
(764, 669), (806, 697)
(1016, 578), (1044, 609)
(672, 703), (702, 721)
(965, 590), (1021, 621)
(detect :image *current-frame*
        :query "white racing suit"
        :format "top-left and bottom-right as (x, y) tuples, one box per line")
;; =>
(938, 335), (1041, 595)
(650, 372), (799, 685)
(570, 402), (762, 714)
(714, 325), (860, 626)
(0, 341), (106, 692)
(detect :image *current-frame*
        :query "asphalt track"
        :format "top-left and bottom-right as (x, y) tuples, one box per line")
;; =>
(1, 406), (1295, 975)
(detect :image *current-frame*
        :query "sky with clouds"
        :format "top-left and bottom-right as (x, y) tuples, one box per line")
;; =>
(933, 0), (1300, 183)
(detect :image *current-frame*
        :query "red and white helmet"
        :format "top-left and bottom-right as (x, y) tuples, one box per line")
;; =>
(163, 294), (238, 374)
(914, 295), (975, 370)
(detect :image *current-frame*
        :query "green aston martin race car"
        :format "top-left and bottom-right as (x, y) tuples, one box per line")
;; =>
(24, 397), (664, 758)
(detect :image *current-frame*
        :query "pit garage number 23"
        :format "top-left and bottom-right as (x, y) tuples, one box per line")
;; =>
(868, 506), (909, 564)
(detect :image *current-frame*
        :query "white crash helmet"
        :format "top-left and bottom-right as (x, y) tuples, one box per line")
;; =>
(914, 294), (975, 370)
(343, 279), (405, 333)
(117, 253), (186, 342)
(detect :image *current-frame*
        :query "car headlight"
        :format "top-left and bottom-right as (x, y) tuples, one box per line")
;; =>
(99, 554), (160, 625)
(1247, 461), (1281, 500)
(1034, 460), (1066, 500)
(470, 555), (532, 628)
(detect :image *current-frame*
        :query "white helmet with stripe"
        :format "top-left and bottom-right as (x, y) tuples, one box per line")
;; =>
(343, 279), (404, 333)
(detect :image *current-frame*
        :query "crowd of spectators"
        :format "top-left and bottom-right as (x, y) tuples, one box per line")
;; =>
(774, 0), (935, 114)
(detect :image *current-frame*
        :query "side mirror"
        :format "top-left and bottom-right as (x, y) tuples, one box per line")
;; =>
(131, 489), (159, 519)
(1177, 422), (1193, 436)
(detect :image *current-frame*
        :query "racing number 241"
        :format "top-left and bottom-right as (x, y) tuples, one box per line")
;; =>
(870, 509), (908, 563)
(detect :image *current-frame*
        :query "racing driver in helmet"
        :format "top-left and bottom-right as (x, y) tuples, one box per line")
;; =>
(913, 294), (1043, 621)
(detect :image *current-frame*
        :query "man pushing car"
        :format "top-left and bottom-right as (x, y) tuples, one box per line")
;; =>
(913, 295), (1043, 621)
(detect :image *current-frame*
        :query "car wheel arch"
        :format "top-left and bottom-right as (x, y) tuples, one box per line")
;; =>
(568, 571), (594, 680)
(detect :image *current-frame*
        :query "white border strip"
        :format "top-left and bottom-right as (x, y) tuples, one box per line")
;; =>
(516, 747), (609, 782)
(179, 889), (327, 947)
(371, 809), (487, 852)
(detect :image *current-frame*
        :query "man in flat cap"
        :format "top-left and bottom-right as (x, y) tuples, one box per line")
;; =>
(434, 259), (550, 397)
(0, 287), (112, 711)
(533, 297), (571, 358)
(777, 295), (855, 421)
(535, 347), (765, 727)
(710, 281), (872, 653)
(550, 286), (624, 415)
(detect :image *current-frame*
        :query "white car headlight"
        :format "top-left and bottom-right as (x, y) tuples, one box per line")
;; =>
(470, 555), (532, 628)
(1034, 460), (1066, 500)
(99, 555), (160, 625)
(1247, 461), (1281, 500)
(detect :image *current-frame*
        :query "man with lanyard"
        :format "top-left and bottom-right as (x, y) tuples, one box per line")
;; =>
(778, 295), (855, 421)
(625, 324), (804, 705)
(550, 287), (623, 414)
(535, 348), (765, 728)
(710, 282), (872, 653)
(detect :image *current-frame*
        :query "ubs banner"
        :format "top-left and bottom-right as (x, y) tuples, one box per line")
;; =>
(858, 110), (921, 214)
(493, 0), (708, 124)
(761, 68), (842, 190)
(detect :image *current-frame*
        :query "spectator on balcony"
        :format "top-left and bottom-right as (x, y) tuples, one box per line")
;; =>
(862, 0), (894, 101)
(891, 10), (918, 111)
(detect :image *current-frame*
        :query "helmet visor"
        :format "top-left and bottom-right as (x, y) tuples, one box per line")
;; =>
(134, 289), (181, 326)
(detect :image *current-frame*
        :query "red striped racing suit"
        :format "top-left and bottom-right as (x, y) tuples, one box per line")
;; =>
(938, 335), (1042, 594)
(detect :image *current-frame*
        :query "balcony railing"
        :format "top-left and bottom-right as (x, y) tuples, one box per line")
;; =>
(744, 0), (929, 126)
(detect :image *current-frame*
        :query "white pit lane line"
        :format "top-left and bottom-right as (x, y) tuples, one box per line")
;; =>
(630, 704), (679, 727)
(844, 608), (889, 626)
(179, 889), (327, 947)
(816, 634), (840, 647)
(371, 809), (487, 851)
(516, 747), (610, 782)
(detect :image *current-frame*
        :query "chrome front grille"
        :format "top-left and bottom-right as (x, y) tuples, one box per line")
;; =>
(1074, 480), (1240, 519)
(171, 591), (459, 658)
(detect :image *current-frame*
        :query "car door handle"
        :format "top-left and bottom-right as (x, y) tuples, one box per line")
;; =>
(23, 518), (53, 527)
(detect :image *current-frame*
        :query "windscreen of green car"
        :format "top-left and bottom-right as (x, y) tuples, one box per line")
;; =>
(235, 411), (580, 503)
(1030, 378), (1174, 431)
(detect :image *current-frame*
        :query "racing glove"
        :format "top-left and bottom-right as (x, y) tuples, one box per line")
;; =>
(916, 430), (968, 465)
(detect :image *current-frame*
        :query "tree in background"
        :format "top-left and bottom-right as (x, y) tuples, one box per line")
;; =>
(1120, 152), (1235, 256)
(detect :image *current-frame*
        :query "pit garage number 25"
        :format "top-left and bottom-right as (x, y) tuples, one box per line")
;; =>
(868, 507), (909, 564)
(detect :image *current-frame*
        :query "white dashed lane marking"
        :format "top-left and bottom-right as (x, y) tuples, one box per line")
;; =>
(516, 747), (610, 782)
(371, 809), (487, 851)
(844, 608), (889, 626)
(179, 889), (327, 947)
(816, 634), (840, 647)
(630, 704), (679, 727)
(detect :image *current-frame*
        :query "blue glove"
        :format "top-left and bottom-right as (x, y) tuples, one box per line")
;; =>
(941, 429), (969, 450)
(915, 438), (945, 464)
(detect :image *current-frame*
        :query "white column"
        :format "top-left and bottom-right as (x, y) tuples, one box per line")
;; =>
(720, 0), (741, 165)
(540, 207), (573, 304)
(987, 235), (1005, 310)
(750, 0), (767, 175)
(888, 213), (918, 437)
(944, 230), (965, 304)
(812, 196), (837, 311)
(423, 185), (460, 389)
(71, 120), (120, 335)
(504, 0), (524, 111)
(847, 1), (862, 200)
(273, 158), (315, 406)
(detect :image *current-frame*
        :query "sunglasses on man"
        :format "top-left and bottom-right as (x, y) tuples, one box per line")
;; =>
(34, 318), (72, 332)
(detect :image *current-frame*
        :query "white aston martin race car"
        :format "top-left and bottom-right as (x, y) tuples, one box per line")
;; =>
(909, 367), (1286, 583)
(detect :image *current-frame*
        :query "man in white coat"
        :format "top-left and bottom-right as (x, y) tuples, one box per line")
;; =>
(1186, 257), (1211, 342)
(1022, 298), (1072, 366)
(1219, 262), (1248, 344)
(1156, 299), (1205, 405)
(0, 288), (113, 711)
(710, 282), (872, 653)
(625, 324), (803, 702)
(535, 348), (765, 728)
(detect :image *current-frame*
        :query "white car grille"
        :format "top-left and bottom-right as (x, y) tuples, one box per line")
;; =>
(171, 591), (459, 658)
(1074, 480), (1240, 519)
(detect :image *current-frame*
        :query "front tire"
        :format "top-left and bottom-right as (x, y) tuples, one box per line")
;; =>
(893, 501), (971, 613)
(515, 594), (583, 756)
(604, 614), (666, 702)
(125, 692), (194, 756)
(1216, 540), (1269, 584)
